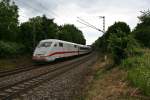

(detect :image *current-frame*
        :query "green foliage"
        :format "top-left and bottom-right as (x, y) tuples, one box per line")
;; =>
(19, 15), (58, 52)
(134, 26), (150, 47)
(93, 10), (150, 96)
(19, 17), (86, 52)
(93, 36), (106, 51)
(98, 22), (138, 63)
(104, 21), (131, 43)
(0, 0), (86, 57)
(0, 0), (19, 42)
(58, 24), (86, 45)
(107, 30), (139, 63)
(93, 22), (140, 63)
(133, 10), (150, 47)
(138, 10), (150, 25)
(0, 41), (25, 57)
(122, 50), (150, 96)
(94, 22), (131, 52)
(106, 21), (130, 33)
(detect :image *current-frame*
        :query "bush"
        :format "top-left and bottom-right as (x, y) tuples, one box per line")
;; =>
(128, 67), (150, 96)
(134, 27), (150, 47)
(0, 41), (25, 57)
(122, 50), (150, 96)
(107, 30), (140, 64)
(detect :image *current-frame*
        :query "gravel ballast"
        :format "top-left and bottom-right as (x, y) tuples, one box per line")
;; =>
(13, 54), (98, 100)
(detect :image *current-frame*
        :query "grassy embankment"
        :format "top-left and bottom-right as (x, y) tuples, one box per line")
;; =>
(0, 55), (33, 71)
(122, 49), (150, 96)
(81, 49), (150, 100)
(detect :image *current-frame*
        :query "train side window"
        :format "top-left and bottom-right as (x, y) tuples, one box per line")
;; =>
(80, 47), (88, 50)
(59, 43), (63, 47)
(54, 43), (57, 47)
(74, 45), (77, 48)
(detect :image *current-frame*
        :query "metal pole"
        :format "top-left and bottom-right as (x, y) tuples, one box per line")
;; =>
(33, 23), (36, 48)
(103, 16), (105, 32)
(99, 16), (105, 33)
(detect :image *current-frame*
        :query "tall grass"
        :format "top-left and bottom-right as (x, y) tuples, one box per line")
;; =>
(121, 49), (150, 96)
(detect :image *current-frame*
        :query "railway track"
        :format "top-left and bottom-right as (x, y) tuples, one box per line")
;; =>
(0, 53), (95, 100)
(0, 54), (85, 78)
(0, 64), (35, 78)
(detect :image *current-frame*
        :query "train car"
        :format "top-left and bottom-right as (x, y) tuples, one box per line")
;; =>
(32, 39), (91, 62)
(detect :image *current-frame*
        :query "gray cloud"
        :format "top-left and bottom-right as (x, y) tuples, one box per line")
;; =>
(14, 0), (59, 18)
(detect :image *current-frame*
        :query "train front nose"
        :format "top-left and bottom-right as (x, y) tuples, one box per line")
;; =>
(32, 49), (48, 61)
(32, 41), (53, 62)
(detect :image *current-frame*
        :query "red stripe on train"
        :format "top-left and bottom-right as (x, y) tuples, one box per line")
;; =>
(47, 51), (78, 56)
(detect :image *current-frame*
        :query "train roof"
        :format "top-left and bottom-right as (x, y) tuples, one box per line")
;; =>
(40, 39), (88, 47)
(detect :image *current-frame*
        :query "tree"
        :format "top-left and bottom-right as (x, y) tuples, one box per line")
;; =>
(58, 24), (86, 45)
(0, 0), (19, 42)
(93, 21), (141, 63)
(108, 30), (139, 63)
(41, 15), (58, 39)
(104, 21), (130, 40)
(19, 15), (58, 52)
(96, 21), (131, 51)
(0, 0), (87, 56)
(19, 16), (86, 52)
(133, 10), (150, 47)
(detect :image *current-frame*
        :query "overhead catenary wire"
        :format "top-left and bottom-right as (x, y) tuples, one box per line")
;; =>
(77, 17), (99, 30)
(77, 20), (97, 30)
(77, 20), (103, 32)
(77, 17), (104, 33)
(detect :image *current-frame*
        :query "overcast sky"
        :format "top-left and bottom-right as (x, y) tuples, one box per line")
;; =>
(14, 0), (150, 45)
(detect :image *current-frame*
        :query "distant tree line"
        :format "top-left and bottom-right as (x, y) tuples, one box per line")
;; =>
(0, 0), (86, 57)
(94, 10), (150, 63)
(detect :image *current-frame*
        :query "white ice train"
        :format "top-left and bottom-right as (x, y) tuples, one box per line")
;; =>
(32, 39), (91, 62)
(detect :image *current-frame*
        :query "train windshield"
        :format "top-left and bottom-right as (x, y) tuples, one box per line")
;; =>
(37, 42), (52, 48)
